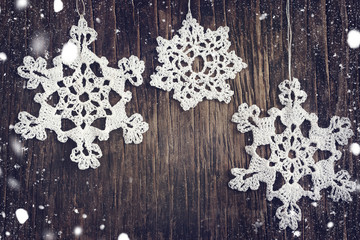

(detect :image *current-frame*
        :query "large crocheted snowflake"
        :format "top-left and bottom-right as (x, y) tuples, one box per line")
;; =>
(150, 12), (247, 111)
(229, 78), (355, 230)
(14, 17), (148, 170)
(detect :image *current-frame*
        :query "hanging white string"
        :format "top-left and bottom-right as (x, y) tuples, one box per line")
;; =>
(286, 0), (292, 81)
(76, 0), (86, 17)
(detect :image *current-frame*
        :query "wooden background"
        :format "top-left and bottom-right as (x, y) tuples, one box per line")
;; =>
(1, 0), (360, 239)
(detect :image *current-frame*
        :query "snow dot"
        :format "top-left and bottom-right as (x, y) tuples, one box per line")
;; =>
(42, 230), (56, 240)
(61, 42), (78, 65)
(82, 214), (87, 219)
(259, 13), (268, 20)
(349, 143), (360, 156)
(293, 230), (301, 237)
(54, 0), (63, 13)
(38, 205), (45, 210)
(74, 208), (79, 213)
(118, 233), (130, 240)
(347, 30), (360, 49)
(96, 18), (101, 23)
(74, 226), (83, 236)
(10, 137), (23, 157)
(5, 231), (10, 236)
(99, 224), (105, 230)
(15, 208), (29, 224)
(0, 52), (7, 62)
(0, 167), (3, 177)
(311, 202), (318, 207)
(31, 34), (49, 55)
(327, 221), (334, 228)
(8, 177), (20, 190)
(1, 211), (6, 218)
(16, 0), (29, 10)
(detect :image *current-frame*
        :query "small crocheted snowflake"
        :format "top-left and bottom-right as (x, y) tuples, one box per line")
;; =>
(150, 12), (247, 111)
(229, 78), (355, 230)
(14, 17), (148, 170)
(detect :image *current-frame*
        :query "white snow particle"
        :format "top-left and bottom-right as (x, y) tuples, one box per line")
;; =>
(259, 13), (268, 20)
(293, 230), (301, 237)
(1, 211), (5, 218)
(74, 226), (83, 236)
(15, 208), (29, 224)
(349, 143), (360, 156)
(42, 230), (56, 240)
(38, 205), (45, 210)
(0, 52), (7, 62)
(54, 0), (64, 13)
(0, 167), (3, 177)
(82, 214), (87, 219)
(99, 224), (105, 230)
(16, 0), (29, 10)
(61, 42), (78, 65)
(347, 30), (360, 49)
(118, 233), (130, 240)
(95, 18), (101, 23)
(327, 221), (334, 228)
(7, 177), (20, 190)
(74, 208), (79, 214)
(31, 34), (49, 55)
(10, 137), (23, 157)
(5, 231), (10, 236)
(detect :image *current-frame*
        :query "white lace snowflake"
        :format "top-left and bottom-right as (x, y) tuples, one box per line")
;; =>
(150, 11), (247, 111)
(229, 78), (355, 230)
(14, 16), (149, 170)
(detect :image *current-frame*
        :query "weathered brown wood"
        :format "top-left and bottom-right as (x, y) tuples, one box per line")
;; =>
(0, 0), (360, 239)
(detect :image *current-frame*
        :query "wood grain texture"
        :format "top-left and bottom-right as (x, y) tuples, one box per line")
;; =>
(0, 0), (360, 239)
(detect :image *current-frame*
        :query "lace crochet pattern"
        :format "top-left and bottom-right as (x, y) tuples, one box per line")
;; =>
(229, 78), (355, 230)
(14, 17), (148, 170)
(150, 11), (247, 111)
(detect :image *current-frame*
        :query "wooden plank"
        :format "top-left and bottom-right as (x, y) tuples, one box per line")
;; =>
(0, 0), (359, 239)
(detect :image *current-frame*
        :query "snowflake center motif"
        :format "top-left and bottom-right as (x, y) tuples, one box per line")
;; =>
(229, 78), (355, 230)
(150, 12), (247, 111)
(14, 16), (149, 170)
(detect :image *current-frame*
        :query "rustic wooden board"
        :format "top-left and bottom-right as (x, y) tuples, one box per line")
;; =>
(0, 0), (360, 239)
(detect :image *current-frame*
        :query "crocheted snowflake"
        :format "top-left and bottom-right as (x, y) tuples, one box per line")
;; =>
(150, 12), (247, 111)
(14, 17), (148, 170)
(229, 78), (355, 230)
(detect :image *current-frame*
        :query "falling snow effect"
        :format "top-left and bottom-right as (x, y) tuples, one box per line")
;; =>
(327, 221), (334, 228)
(74, 226), (83, 236)
(349, 143), (360, 156)
(42, 230), (56, 240)
(31, 34), (49, 55)
(7, 177), (20, 190)
(16, 0), (29, 10)
(15, 208), (29, 224)
(259, 13), (268, 20)
(54, 0), (64, 13)
(347, 30), (360, 49)
(61, 42), (78, 65)
(9, 137), (24, 157)
(118, 233), (130, 240)
(0, 52), (7, 62)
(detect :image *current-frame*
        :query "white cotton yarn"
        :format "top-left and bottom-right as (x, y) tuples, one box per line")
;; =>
(229, 78), (355, 230)
(15, 17), (148, 170)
